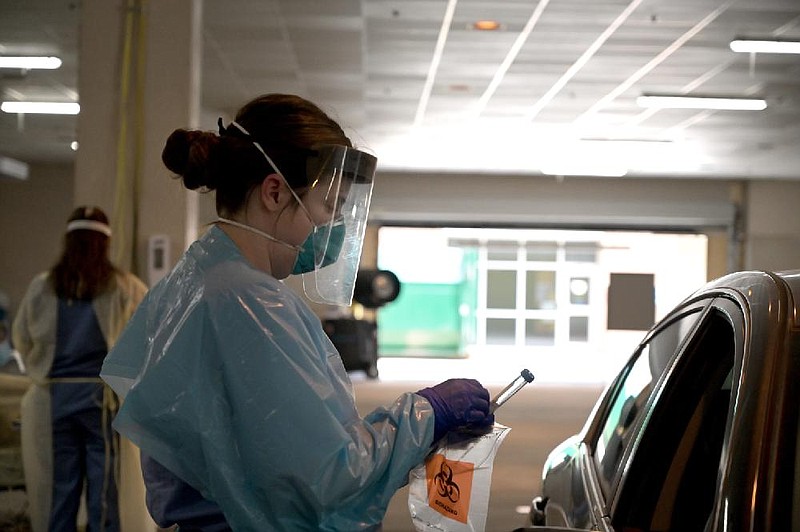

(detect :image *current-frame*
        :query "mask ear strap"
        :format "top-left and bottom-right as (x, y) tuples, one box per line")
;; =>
(217, 119), (316, 226)
(216, 217), (302, 252)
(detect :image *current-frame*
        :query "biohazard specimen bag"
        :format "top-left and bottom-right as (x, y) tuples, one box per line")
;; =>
(408, 423), (511, 532)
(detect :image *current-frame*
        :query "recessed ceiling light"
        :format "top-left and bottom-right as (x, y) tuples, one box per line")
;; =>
(0, 56), (62, 69)
(473, 20), (501, 31)
(70, 141), (79, 151)
(0, 101), (80, 114)
(730, 39), (800, 54)
(636, 95), (766, 111)
(448, 84), (470, 92)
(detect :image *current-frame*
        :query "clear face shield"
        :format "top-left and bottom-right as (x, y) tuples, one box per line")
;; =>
(296, 145), (377, 307)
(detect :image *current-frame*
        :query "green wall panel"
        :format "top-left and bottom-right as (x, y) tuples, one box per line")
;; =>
(378, 282), (464, 357)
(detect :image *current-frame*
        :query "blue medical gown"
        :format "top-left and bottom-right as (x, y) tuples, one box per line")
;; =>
(101, 226), (435, 530)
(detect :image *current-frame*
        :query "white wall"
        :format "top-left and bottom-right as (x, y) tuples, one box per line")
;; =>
(3, 168), (800, 319)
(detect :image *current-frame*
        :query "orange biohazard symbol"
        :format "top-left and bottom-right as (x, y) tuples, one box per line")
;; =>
(425, 454), (474, 524)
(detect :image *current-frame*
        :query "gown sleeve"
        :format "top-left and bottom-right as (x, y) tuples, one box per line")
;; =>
(11, 273), (45, 358)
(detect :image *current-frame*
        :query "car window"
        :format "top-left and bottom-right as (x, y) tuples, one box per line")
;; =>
(593, 309), (702, 499)
(612, 306), (737, 532)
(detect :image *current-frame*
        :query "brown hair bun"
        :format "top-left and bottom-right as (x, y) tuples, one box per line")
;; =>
(162, 129), (220, 190)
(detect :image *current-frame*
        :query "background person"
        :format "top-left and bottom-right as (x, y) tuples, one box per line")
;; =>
(101, 93), (494, 530)
(12, 206), (148, 532)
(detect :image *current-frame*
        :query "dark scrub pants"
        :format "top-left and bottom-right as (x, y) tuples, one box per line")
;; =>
(141, 454), (231, 531)
(50, 299), (119, 532)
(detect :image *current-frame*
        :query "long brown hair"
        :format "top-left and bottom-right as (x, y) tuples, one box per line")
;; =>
(50, 206), (118, 300)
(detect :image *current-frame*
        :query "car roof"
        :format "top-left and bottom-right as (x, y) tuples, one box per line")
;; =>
(687, 269), (800, 327)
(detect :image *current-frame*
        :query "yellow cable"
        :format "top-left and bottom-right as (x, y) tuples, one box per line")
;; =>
(105, 2), (140, 527)
(130, 0), (148, 275)
(111, 0), (136, 268)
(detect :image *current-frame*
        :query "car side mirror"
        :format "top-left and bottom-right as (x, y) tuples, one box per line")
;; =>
(353, 269), (401, 309)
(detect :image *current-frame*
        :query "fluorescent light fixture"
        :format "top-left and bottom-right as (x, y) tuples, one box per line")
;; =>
(1, 101), (80, 114)
(540, 165), (628, 178)
(0, 155), (30, 180)
(578, 137), (674, 145)
(730, 39), (800, 54)
(636, 95), (766, 111)
(0, 56), (62, 69)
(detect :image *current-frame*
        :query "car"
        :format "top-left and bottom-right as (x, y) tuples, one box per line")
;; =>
(516, 269), (800, 532)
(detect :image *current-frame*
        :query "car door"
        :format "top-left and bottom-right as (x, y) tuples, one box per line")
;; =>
(574, 301), (709, 529)
(605, 297), (742, 532)
(539, 301), (708, 529)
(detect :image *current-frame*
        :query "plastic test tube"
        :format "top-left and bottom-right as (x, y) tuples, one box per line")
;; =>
(490, 369), (535, 413)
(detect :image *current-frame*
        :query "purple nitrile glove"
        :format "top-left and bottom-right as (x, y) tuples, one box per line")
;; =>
(417, 378), (494, 442)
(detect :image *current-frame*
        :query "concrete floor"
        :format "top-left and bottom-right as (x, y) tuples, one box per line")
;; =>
(353, 379), (604, 532)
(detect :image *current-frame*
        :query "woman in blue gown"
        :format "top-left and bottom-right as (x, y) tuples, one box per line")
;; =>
(101, 94), (495, 530)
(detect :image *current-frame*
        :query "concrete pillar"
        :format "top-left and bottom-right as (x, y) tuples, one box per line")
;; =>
(74, 0), (123, 228)
(705, 229), (729, 280)
(137, 0), (202, 281)
(75, 0), (201, 281)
